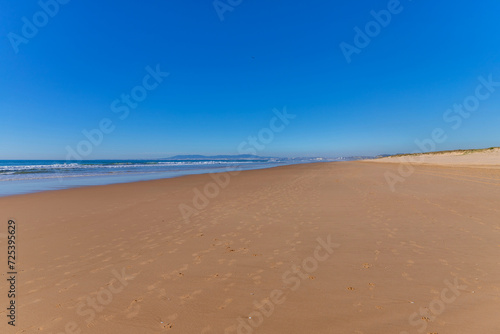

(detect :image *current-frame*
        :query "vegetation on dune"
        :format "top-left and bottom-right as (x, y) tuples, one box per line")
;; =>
(382, 147), (499, 159)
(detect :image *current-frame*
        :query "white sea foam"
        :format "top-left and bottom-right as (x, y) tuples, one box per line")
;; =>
(0, 160), (256, 172)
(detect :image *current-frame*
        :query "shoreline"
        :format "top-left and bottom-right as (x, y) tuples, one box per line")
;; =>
(0, 161), (321, 198)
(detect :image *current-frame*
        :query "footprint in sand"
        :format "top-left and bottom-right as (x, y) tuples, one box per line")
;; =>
(160, 323), (173, 330)
(249, 270), (264, 285)
(269, 261), (283, 269)
(102, 314), (115, 321)
(218, 298), (233, 309)
(193, 255), (202, 265)
(125, 298), (143, 319)
(58, 283), (78, 293)
(140, 259), (155, 265)
(401, 272), (413, 281)
(163, 265), (188, 280)
(179, 289), (202, 304)
(221, 273), (233, 281)
(205, 273), (220, 281)
(438, 259), (449, 266)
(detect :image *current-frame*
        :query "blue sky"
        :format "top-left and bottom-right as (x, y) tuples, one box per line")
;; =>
(1, 0), (500, 159)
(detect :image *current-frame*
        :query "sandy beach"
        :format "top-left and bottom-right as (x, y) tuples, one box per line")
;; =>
(1, 161), (500, 333)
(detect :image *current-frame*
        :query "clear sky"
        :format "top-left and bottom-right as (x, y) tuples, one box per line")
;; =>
(1, 0), (500, 159)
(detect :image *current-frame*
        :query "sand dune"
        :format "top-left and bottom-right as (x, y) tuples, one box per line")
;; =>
(1, 162), (500, 333)
(373, 147), (500, 166)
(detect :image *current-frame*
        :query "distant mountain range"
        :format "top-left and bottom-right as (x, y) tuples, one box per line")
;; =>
(164, 154), (272, 160)
(163, 154), (375, 161)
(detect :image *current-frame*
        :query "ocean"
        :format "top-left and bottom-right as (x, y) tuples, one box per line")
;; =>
(0, 158), (320, 197)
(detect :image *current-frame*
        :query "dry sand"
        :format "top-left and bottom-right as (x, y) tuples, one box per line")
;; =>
(1, 162), (500, 333)
(373, 147), (500, 166)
